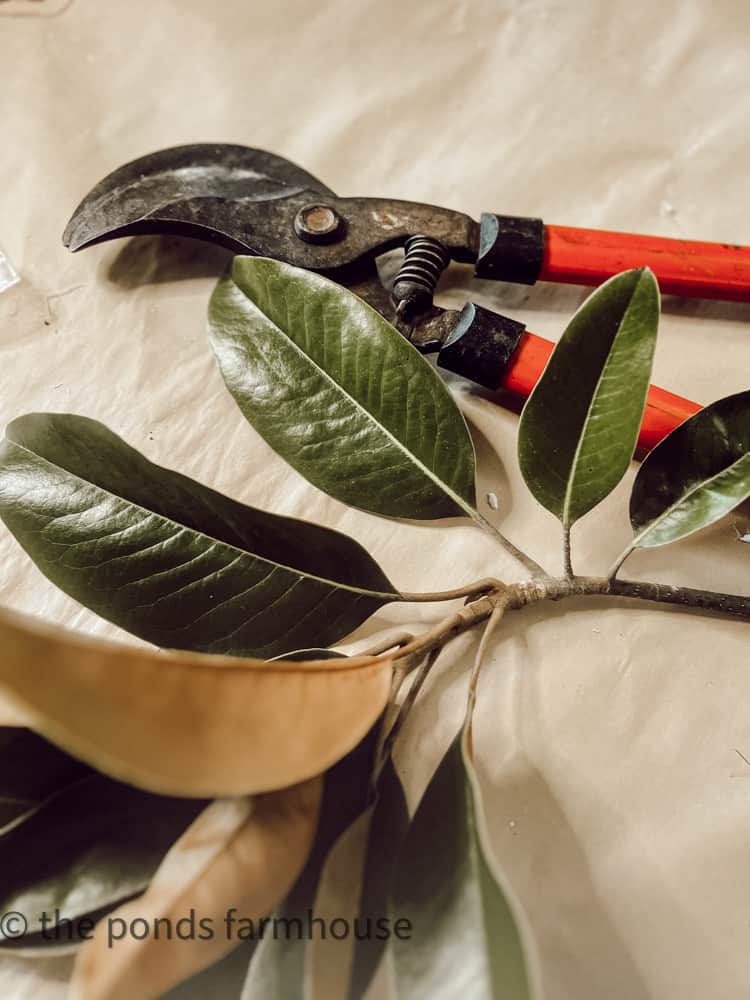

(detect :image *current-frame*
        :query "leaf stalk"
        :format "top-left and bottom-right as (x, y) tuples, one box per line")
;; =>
(562, 524), (573, 579)
(471, 511), (549, 579)
(606, 542), (635, 581)
(373, 648), (441, 784)
(465, 599), (509, 761)
(398, 578), (507, 604)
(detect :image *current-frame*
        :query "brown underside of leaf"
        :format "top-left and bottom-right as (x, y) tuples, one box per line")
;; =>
(0, 606), (392, 797)
(0, 688), (32, 727)
(70, 778), (323, 1000)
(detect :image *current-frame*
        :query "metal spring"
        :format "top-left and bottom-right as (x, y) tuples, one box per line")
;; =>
(392, 235), (450, 317)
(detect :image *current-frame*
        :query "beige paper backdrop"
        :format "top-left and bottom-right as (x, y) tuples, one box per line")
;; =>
(1, 1), (750, 997)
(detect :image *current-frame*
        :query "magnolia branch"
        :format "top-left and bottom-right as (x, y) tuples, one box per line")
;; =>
(395, 575), (750, 664)
(371, 575), (749, 769)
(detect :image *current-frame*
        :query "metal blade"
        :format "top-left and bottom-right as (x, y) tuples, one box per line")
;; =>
(63, 143), (336, 253)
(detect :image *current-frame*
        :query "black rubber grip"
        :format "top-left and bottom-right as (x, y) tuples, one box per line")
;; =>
(475, 213), (545, 284)
(437, 303), (526, 389)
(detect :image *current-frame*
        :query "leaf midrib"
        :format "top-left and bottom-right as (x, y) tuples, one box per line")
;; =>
(6, 437), (399, 602)
(461, 737), (531, 998)
(232, 277), (476, 520)
(0, 775), (95, 838)
(464, 769), (498, 987)
(561, 294), (646, 527)
(633, 450), (750, 546)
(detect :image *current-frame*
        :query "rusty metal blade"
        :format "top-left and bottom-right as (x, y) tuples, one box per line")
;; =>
(63, 143), (335, 253)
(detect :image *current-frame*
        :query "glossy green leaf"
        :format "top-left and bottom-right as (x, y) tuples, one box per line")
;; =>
(0, 728), (90, 832)
(630, 390), (750, 547)
(242, 720), (376, 1000)
(208, 257), (477, 520)
(0, 775), (204, 946)
(390, 731), (536, 1000)
(163, 947), (254, 1000)
(519, 268), (659, 526)
(347, 756), (409, 1000)
(0, 413), (400, 658)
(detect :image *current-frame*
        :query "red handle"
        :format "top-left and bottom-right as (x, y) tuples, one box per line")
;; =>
(499, 331), (702, 454)
(540, 225), (750, 302)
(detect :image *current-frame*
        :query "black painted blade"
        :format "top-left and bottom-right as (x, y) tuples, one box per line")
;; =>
(63, 143), (336, 253)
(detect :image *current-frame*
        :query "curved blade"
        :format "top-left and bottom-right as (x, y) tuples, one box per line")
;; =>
(63, 143), (336, 253)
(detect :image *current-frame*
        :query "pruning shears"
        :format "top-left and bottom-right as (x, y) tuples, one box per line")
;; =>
(64, 144), (750, 453)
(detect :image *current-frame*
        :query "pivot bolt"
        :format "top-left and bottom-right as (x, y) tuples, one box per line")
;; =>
(294, 204), (344, 244)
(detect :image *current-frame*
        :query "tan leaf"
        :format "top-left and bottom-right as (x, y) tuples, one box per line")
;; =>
(0, 606), (392, 796)
(0, 687), (32, 727)
(70, 777), (323, 1000)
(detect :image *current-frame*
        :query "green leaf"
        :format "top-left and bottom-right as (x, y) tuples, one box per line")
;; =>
(390, 731), (536, 1000)
(242, 718), (377, 1000)
(347, 756), (409, 1000)
(208, 257), (477, 520)
(0, 413), (400, 658)
(241, 708), (410, 1000)
(519, 268), (660, 526)
(163, 947), (255, 1000)
(630, 389), (750, 547)
(0, 728), (90, 831)
(0, 775), (204, 946)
